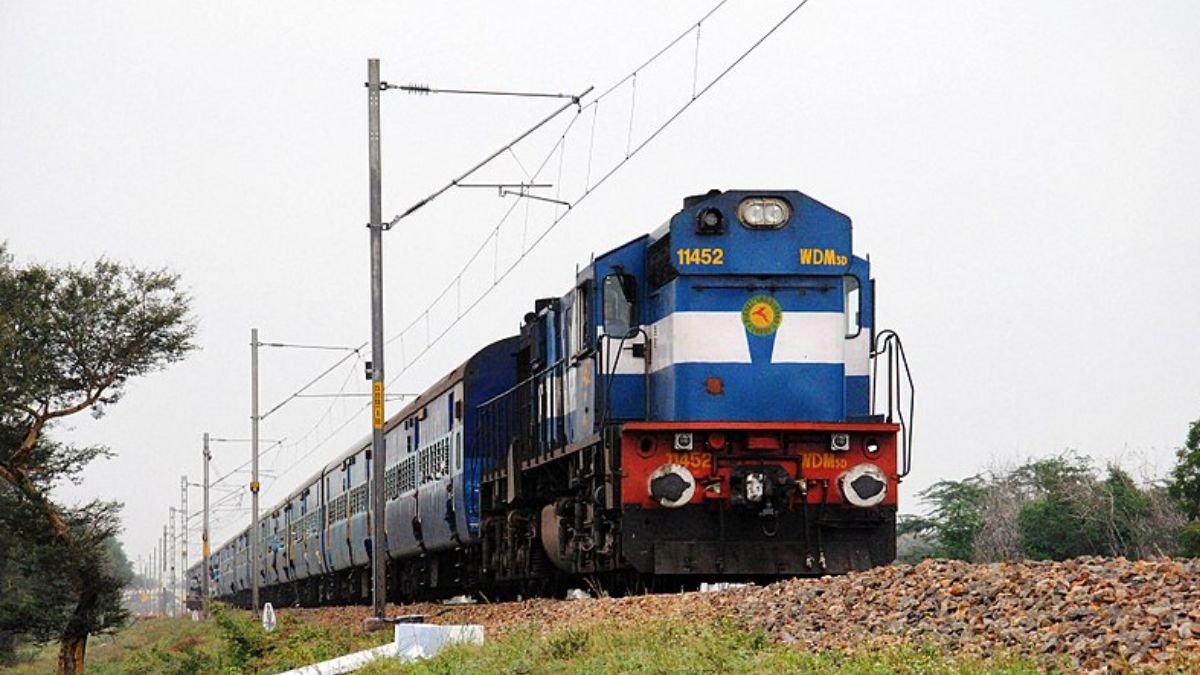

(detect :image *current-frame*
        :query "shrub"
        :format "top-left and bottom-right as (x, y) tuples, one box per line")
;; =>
(908, 452), (1186, 563)
(1180, 522), (1200, 557)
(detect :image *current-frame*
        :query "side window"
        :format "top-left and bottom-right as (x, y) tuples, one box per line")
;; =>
(844, 275), (861, 338)
(571, 281), (593, 357)
(602, 273), (636, 337)
(455, 431), (462, 473)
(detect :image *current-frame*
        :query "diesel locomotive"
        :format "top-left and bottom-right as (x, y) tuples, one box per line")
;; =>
(189, 189), (913, 606)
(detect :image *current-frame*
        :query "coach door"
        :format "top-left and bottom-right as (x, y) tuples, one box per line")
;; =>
(567, 281), (596, 444)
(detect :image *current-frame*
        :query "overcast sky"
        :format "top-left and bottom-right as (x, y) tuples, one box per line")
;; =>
(3, 1), (1199, 568)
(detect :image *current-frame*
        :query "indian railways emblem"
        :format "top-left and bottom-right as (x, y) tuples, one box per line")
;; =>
(741, 295), (783, 336)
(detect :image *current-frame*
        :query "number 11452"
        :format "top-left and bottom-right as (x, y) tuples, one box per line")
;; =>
(676, 247), (724, 265)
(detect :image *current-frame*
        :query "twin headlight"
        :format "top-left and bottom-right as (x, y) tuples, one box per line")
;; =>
(696, 197), (792, 234)
(737, 197), (791, 229)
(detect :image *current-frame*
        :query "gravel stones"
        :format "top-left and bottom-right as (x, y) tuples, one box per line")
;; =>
(285, 557), (1200, 672)
(721, 557), (1200, 672)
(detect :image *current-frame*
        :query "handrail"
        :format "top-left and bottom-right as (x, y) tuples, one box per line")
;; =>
(476, 356), (571, 474)
(598, 327), (651, 428)
(477, 356), (570, 410)
(871, 329), (914, 478)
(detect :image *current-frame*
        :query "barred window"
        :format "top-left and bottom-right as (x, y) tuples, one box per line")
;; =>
(349, 485), (369, 514)
(418, 447), (429, 482)
(385, 465), (400, 500)
(329, 494), (348, 522)
(403, 457), (416, 492)
(434, 438), (450, 477)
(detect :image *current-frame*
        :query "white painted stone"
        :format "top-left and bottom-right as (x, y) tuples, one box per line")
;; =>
(274, 623), (484, 675)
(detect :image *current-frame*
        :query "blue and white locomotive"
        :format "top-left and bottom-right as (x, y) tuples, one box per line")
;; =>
(190, 189), (912, 605)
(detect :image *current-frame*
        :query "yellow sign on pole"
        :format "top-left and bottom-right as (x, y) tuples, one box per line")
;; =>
(372, 381), (385, 429)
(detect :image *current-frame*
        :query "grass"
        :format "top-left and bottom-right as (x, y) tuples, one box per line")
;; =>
(357, 620), (1044, 675)
(3, 604), (390, 674)
(3, 608), (1069, 674)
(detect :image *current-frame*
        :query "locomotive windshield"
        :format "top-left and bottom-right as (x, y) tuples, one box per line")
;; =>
(602, 273), (636, 338)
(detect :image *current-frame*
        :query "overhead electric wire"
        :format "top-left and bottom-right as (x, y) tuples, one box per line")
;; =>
(203, 350), (362, 495)
(239, 0), (810, 494)
(208, 438), (286, 489)
(191, 0), (813, 555)
(260, 344), (366, 421)
(191, 355), (368, 553)
(268, 349), (366, 475)
(380, 0), (812, 391)
(385, 84), (581, 100)
(387, 89), (593, 225)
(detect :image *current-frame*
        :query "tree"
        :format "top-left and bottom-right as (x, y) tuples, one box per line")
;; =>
(1169, 418), (1200, 557)
(1013, 454), (1100, 560)
(1168, 418), (1200, 522)
(0, 244), (195, 674)
(915, 477), (985, 560)
(909, 451), (1185, 563)
(895, 513), (940, 564)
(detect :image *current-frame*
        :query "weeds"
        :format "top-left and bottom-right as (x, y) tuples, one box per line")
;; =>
(369, 620), (1042, 675)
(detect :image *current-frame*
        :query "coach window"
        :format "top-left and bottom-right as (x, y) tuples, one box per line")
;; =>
(844, 275), (861, 338)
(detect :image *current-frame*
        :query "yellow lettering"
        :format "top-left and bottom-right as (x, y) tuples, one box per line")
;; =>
(372, 382), (384, 429)
(799, 248), (849, 267)
(676, 248), (725, 266)
(800, 453), (850, 470)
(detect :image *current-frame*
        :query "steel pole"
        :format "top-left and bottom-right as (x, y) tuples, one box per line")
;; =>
(367, 58), (387, 619)
(180, 476), (188, 608)
(162, 525), (168, 615)
(251, 328), (261, 611)
(202, 433), (210, 611)
(169, 507), (177, 616)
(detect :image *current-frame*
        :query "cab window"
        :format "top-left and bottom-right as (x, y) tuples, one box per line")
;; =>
(570, 281), (593, 357)
(844, 276), (861, 338)
(602, 273), (636, 337)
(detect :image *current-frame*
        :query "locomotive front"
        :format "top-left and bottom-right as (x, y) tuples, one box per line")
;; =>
(600, 189), (904, 577)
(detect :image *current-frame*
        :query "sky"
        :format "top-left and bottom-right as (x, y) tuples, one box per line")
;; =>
(2, 1), (1199, 570)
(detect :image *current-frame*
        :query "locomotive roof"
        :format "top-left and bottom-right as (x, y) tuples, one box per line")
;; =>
(646, 188), (852, 245)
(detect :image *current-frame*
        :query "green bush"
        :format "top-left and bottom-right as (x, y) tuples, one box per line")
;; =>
(909, 452), (1186, 563)
(210, 604), (268, 669)
(1168, 419), (1200, 520)
(1181, 521), (1200, 557)
(1017, 497), (1092, 560)
(915, 478), (985, 560)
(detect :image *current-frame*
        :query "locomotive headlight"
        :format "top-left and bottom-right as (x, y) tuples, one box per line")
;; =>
(696, 207), (725, 235)
(737, 197), (791, 229)
(648, 463), (696, 508)
(839, 464), (888, 508)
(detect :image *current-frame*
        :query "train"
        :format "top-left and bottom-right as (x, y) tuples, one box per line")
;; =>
(187, 188), (913, 607)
